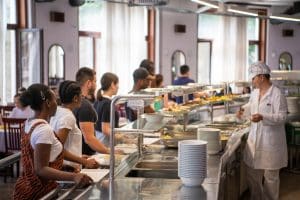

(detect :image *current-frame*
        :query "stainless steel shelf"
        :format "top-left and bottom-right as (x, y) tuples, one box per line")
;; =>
(115, 117), (170, 133)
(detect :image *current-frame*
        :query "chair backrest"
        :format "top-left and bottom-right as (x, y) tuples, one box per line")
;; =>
(0, 105), (15, 117)
(2, 117), (26, 152)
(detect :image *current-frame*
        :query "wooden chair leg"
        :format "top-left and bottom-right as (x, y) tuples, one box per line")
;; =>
(17, 161), (20, 177)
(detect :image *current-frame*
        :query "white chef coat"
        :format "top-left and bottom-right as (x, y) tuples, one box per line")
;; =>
(242, 85), (288, 170)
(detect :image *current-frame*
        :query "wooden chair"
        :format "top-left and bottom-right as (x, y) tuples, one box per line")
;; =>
(0, 105), (15, 117)
(0, 117), (26, 182)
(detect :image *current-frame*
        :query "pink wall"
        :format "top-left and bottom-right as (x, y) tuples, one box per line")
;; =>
(159, 0), (198, 86)
(35, 0), (79, 84)
(267, 22), (300, 70)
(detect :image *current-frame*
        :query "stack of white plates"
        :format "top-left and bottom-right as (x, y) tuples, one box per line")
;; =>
(178, 140), (207, 187)
(197, 128), (221, 155)
(179, 185), (206, 199)
(287, 97), (300, 113)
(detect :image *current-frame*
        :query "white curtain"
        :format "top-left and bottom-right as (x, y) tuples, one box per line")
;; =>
(97, 2), (147, 95)
(0, 0), (7, 104)
(199, 15), (248, 84)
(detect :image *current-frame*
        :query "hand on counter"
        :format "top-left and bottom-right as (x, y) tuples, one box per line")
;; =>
(73, 173), (93, 188)
(84, 157), (100, 169)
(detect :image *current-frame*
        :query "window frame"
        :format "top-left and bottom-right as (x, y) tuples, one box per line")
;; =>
(79, 31), (101, 70)
(248, 9), (267, 62)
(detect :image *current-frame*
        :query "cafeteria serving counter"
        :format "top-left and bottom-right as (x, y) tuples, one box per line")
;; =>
(41, 126), (249, 200)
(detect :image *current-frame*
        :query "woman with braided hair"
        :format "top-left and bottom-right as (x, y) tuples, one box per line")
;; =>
(13, 83), (92, 200)
(50, 80), (99, 171)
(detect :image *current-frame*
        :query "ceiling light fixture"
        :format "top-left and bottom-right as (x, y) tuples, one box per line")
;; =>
(270, 15), (300, 22)
(227, 6), (258, 17)
(191, 0), (219, 9)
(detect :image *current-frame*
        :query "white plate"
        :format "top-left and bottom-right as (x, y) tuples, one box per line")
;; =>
(80, 169), (109, 183)
(180, 177), (205, 187)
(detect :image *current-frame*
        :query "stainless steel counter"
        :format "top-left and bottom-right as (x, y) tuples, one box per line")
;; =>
(42, 125), (249, 200)
(77, 154), (221, 200)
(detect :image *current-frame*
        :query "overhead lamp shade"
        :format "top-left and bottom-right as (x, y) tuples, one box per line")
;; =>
(69, 0), (85, 7)
(35, 0), (56, 2)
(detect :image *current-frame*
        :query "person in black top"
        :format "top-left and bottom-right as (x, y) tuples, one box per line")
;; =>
(94, 73), (120, 147)
(125, 68), (154, 122)
(73, 67), (109, 155)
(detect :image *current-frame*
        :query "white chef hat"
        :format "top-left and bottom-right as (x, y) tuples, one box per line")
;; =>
(248, 61), (271, 80)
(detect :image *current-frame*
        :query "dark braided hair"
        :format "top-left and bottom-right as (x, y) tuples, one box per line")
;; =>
(20, 84), (53, 111)
(58, 80), (81, 104)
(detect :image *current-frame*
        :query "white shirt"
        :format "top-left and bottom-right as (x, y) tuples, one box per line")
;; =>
(9, 106), (34, 119)
(242, 85), (288, 170)
(50, 107), (82, 165)
(25, 119), (63, 162)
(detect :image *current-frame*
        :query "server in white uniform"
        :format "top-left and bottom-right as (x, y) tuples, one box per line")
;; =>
(237, 62), (288, 200)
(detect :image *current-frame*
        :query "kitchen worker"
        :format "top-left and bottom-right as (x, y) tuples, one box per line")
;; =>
(237, 61), (288, 200)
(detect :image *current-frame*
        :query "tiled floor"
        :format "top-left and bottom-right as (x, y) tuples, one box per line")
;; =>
(1, 171), (300, 199)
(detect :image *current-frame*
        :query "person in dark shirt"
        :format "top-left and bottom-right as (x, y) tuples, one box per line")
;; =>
(172, 65), (195, 104)
(94, 73), (120, 147)
(125, 68), (154, 122)
(73, 67), (109, 155)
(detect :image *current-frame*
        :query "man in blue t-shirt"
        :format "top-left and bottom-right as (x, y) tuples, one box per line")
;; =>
(173, 65), (195, 104)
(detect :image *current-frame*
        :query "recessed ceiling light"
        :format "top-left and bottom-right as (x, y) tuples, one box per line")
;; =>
(270, 15), (300, 22)
(227, 6), (258, 17)
(191, 0), (219, 9)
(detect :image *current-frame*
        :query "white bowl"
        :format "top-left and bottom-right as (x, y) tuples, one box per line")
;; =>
(143, 113), (164, 123)
(180, 177), (205, 187)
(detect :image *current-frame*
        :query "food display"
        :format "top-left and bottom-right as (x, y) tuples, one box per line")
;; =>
(162, 104), (189, 115)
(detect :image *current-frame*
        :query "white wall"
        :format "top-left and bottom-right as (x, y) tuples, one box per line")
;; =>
(267, 6), (300, 70)
(35, 0), (79, 84)
(159, 0), (198, 85)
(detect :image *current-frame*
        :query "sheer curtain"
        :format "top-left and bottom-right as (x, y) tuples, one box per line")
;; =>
(199, 15), (248, 84)
(97, 2), (147, 95)
(0, 1), (7, 104)
(220, 16), (247, 82)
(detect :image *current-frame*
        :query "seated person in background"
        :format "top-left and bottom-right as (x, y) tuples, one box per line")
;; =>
(50, 81), (99, 171)
(125, 68), (154, 122)
(215, 86), (232, 96)
(9, 93), (34, 119)
(13, 83), (92, 200)
(173, 65), (195, 104)
(155, 74), (164, 88)
(242, 86), (251, 94)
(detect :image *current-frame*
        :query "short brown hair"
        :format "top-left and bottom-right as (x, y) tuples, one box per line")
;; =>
(76, 67), (96, 86)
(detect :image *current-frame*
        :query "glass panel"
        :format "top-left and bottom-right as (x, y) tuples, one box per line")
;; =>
(5, 30), (16, 103)
(197, 42), (211, 84)
(247, 17), (259, 41)
(19, 29), (42, 88)
(171, 51), (186, 82)
(248, 44), (259, 80)
(79, 37), (94, 68)
(248, 44), (259, 66)
(279, 52), (292, 70)
(5, 0), (17, 24)
(79, 0), (103, 31)
(49, 45), (65, 86)
(198, 14), (222, 38)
